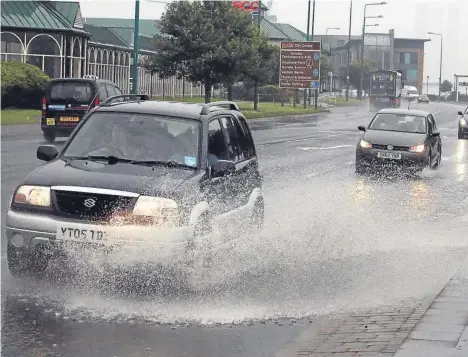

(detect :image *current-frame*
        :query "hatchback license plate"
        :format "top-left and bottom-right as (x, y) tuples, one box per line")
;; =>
(377, 152), (401, 160)
(60, 116), (79, 122)
(56, 224), (111, 244)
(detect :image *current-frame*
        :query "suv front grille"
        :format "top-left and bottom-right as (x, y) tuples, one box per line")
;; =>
(53, 190), (136, 221)
(372, 144), (410, 151)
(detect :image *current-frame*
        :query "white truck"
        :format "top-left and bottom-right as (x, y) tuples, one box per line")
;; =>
(402, 85), (419, 101)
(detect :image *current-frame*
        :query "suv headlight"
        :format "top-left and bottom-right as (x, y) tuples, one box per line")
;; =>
(460, 118), (467, 127)
(133, 196), (179, 226)
(13, 185), (51, 207)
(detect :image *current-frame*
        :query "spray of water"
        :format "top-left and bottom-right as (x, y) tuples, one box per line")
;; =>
(4, 170), (467, 325)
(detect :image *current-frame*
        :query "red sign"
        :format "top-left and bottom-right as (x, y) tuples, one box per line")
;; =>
(232, 1), (260, 12)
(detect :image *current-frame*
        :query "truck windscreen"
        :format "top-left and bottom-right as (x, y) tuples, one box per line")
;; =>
(370, 73), (395, 95)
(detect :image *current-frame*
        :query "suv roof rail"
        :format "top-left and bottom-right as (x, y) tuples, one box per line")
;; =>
(100, 94), (150, 106)
(200, 101), (240, 115)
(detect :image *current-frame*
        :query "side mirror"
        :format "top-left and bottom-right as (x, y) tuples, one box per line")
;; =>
(431, 131), (440, 137)
(37, 145), (58, 162)
(210, 160), (236, 178)
(358, 125), (366, 132)
(458, 111), (463, 116)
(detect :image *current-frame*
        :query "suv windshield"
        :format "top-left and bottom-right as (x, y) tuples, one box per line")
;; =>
(49, 82), (94, 103)
(369, 113), (427, 134)
(62, 112), (201, 167)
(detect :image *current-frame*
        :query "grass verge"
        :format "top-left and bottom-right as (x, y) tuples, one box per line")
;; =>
(152, 96), (325, 118)
(1, 109), (41, 125)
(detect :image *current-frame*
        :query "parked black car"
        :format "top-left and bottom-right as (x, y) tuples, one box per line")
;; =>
(41, 76), (123, 143)
(458, 107), (468, 139)
(7, 96), (264, 285)
(356, 108), (442, 174)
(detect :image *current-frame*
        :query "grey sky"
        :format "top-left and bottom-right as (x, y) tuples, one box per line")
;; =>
(78, 0), (467, 82)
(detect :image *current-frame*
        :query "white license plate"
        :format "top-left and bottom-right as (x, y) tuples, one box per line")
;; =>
(377, 152), (401, 160)
(56, 224), (112, 245)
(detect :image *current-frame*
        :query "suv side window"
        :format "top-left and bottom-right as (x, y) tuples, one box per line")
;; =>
(208, 119), (229, 162)
(105, 84), (116, 97)
(231, 117), (250, 161)
(219, 117), (240, 162)
(237, 116), (255, 158)
(98, 84), (108, 100)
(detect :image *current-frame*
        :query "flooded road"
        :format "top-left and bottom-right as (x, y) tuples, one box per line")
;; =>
(2, 102), (467, 356)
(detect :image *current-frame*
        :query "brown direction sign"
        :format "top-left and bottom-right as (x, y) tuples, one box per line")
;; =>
(279, 41), (321, 89)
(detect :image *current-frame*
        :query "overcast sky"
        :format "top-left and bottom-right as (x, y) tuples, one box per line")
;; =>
(78, 0), (467, 82)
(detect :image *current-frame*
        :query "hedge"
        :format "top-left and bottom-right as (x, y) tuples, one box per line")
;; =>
(1, 61), (50, 109)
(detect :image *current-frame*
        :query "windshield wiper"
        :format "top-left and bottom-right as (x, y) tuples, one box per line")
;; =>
(130, 160), (196, 169)
(64, 155), (133, 165)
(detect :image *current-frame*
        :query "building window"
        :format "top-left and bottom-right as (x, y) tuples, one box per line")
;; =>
(399, 52), (418, 65)
(337, 40), (345, 47)
(407, 69), (418, 82)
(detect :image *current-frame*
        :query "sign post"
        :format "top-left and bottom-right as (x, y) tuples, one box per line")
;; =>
(279, 41), (321, 107)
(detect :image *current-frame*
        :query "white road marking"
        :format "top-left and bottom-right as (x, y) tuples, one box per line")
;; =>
(298, 145), (352, 151)
(345, 161), (354, 165)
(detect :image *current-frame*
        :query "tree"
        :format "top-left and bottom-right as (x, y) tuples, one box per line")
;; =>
(339, 59), (375, 97)
(241, 27), (278, 110)
(440, 80), (452, 93)
(319, 54), (330, 89)
(147, 0), (256, 103)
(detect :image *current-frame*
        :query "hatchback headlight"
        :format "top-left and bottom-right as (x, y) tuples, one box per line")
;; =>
(409, 144), (425, 153)
(360, 139), (372, 149)
(13, 185), (51, 207)
(460, 118), (467, 127)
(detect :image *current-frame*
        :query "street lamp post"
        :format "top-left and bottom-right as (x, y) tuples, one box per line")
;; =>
(346, 0), (352, 103)
(428, 31), (443, 101)
(325, 27), (340, 94)
(426, 75), (429, 94)
(131, 0), (141, 94)
(359, 1), (386, 100)
(303, 0), (312, 109)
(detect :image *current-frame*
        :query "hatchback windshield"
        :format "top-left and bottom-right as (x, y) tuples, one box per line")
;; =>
(62, 112), (201, 167)
(369, 113), (427, 134)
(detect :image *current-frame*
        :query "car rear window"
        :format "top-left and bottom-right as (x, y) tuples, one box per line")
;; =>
(49, 82), (94, 103)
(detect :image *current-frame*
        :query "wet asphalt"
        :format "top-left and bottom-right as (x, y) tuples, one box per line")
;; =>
(1, 101), (468, 357)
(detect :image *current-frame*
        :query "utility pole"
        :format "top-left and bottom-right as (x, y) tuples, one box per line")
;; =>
(304, 0), (311, 109)
(131, 0), (140, 94)
(346, 1), (352, 102)
(426, 75), (429, 94)
(254, 0), (261, 110)
(312, 0), (318, 110)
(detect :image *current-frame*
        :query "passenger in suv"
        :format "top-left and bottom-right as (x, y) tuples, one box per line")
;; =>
(6, 96), (264, 284)
(41, 76), (123, 143)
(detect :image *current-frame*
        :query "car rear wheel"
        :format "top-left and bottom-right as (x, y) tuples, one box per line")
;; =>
(43, 131), (56, 143)
(459, 131), (466, 140)
(433, 147), (442, 169)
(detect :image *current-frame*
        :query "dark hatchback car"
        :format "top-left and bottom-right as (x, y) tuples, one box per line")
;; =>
(6, 96), (264, 282)
(458, 107), (468, 139)
(356, 109), (442, 174)
(41, 76), (123, 142)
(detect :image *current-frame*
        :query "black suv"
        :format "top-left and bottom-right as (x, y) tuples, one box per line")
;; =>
(41, 76), (123, 142)
(7, 95), (264, 283)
